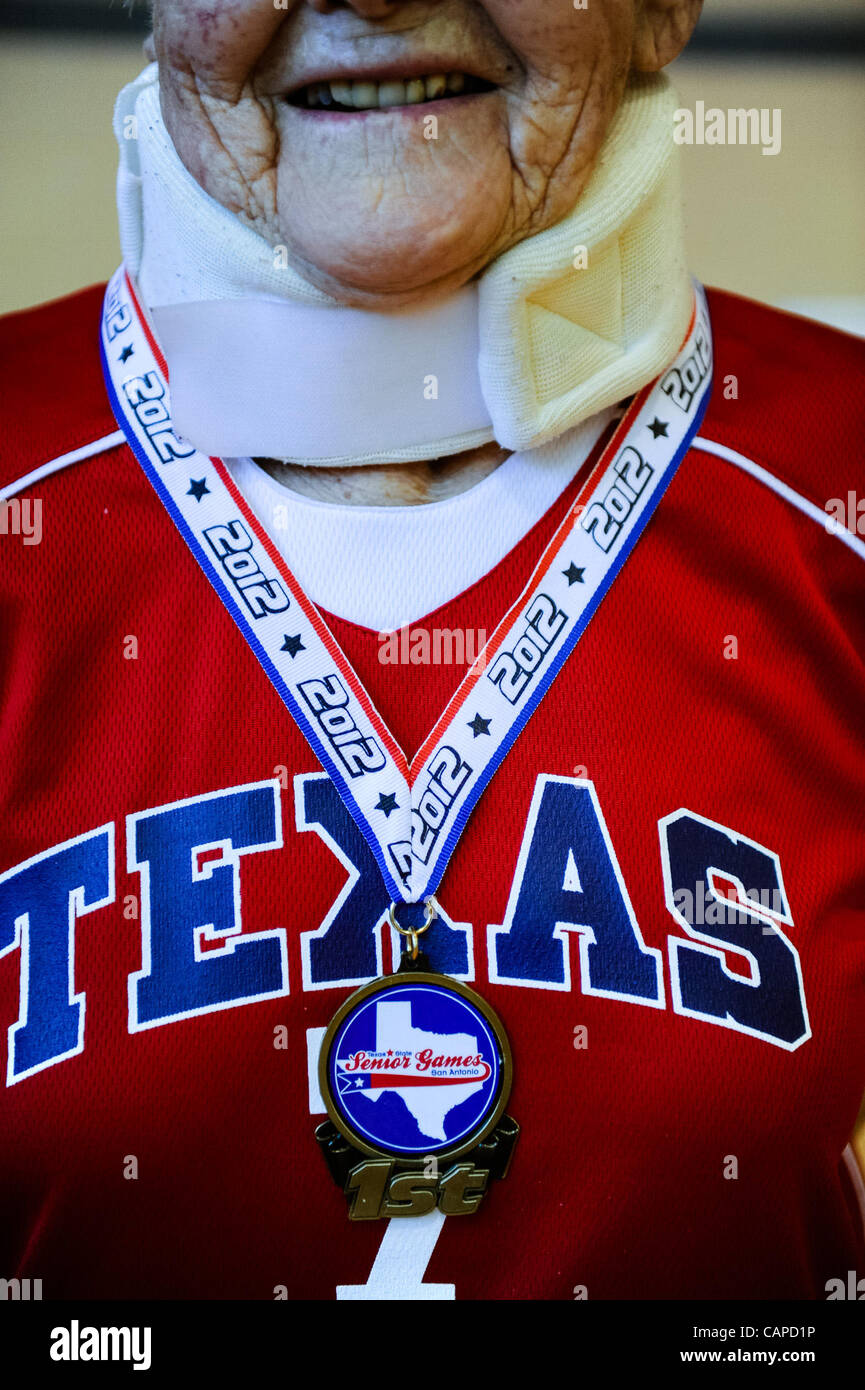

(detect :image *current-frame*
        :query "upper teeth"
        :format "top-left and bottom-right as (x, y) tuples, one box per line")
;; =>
(303, 72), (467, 111)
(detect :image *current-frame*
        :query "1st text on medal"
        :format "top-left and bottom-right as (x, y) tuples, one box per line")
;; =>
(346, 1159), (489, 1220)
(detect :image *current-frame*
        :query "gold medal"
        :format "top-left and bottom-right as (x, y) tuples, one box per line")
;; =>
(315, 900), (519, 1220)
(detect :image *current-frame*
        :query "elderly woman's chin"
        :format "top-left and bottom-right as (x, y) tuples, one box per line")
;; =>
(272, 101), (550, 307)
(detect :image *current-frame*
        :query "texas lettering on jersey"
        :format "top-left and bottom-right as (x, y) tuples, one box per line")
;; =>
(0, 772), (811, 1088)
(0, 282), (864, 1301)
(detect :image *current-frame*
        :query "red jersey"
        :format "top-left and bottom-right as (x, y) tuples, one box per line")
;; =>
(0, 283), (863, 1300)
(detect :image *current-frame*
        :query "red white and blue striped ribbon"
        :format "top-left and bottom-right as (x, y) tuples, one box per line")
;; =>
(101, 268), (712, 904)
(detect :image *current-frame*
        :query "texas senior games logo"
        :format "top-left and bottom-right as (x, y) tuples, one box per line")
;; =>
(321, 975), (511, 1158)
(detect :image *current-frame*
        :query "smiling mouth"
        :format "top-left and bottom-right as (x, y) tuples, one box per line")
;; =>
(288, 73), (497, 113)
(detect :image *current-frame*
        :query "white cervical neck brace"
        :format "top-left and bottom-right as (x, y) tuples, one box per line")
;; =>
(115, 65), (691, 467)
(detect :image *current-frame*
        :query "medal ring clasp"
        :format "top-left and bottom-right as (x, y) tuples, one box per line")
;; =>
(388, 896), (438, 960)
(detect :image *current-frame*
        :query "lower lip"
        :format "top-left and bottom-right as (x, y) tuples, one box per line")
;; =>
(285, 92), (497, 122)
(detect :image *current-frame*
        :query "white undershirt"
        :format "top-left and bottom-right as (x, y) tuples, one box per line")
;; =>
(225, 408), (613, 632)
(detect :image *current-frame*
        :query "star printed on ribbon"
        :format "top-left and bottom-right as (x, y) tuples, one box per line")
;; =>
(280, 634), (305, 658)
(186, 479), (210, 502)
(468, 714), (491, 737)
(375, 792), (399, 817)
(563, 563), (585, 586)
(118, 345), (134, 363)
(648, 418), (669, 439)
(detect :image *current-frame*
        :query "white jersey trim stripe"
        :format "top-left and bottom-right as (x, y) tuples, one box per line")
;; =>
(0, 430), (126, 503)
(692, 436), (865, 564)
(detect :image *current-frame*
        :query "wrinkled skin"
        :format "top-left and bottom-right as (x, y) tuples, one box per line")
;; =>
(153, 0), (702, 309)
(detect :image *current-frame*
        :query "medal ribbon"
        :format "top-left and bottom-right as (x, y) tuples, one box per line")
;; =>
(101, 269), (713, 904)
